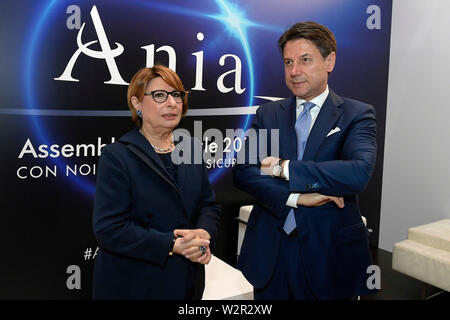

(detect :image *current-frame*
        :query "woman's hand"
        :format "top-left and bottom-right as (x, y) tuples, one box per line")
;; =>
(297, 193), (345, 208)
(174, 228), (211, 241)
(195, 246), (212, 265)
(172, 229), (212, 264)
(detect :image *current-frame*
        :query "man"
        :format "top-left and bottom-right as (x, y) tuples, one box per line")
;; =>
(233, 21), (377, 300)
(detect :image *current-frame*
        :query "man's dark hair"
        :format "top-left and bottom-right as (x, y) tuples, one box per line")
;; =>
(278, 21), (337, 58)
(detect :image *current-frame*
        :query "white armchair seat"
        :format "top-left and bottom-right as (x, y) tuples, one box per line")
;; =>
(393, 219), (450, 293)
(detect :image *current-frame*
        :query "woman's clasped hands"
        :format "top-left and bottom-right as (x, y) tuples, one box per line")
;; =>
(172, 229), (212, 265)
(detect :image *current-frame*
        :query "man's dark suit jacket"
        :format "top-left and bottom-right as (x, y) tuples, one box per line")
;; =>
(92, 128), (220, 299)
(233, 90), (377, 299)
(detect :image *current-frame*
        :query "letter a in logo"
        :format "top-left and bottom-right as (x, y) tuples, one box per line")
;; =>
(55, 5), (128, 85)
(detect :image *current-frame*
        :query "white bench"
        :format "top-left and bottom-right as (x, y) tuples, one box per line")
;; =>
(392, 219), (450, 298)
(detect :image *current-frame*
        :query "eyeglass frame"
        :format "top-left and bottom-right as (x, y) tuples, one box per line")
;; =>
(144, 90), (187, 103)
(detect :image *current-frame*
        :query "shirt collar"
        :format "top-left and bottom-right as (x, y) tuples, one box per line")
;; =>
(296, 85), (329, 110)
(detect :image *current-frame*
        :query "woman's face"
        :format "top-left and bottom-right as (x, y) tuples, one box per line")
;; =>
(136, 77), (183, 132)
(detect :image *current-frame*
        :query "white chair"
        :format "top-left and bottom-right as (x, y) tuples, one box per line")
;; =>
(236, 205), (253, 256)
(392, 219), (450, 299)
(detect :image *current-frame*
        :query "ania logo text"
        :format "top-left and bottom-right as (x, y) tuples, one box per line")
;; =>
(55, 5), (246, 95)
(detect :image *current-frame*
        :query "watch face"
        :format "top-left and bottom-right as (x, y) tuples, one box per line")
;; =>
(272, 165), (282, 177)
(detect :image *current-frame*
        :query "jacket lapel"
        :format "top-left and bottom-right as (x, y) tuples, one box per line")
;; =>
(119, 128), (190, 219)
(119, 128), (179, 191)
(302, 90), (344, 161)
(278, 96), (298, 160)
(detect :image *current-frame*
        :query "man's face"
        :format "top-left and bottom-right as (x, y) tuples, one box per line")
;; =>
(283, 38), (335, 101)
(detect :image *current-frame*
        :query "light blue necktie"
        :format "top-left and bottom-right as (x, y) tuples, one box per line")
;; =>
(283, 101), (315, 234)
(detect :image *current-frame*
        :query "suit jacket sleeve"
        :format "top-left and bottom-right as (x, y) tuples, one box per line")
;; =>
(92, 146), (174, 267)
(232, 106), (291, 219)
(289, 104), (377, 195)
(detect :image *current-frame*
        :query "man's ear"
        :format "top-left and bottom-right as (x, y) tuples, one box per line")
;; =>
(326, 52), (336, 73)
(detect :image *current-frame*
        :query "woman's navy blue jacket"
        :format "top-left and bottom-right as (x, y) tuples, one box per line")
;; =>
(92, 128), (221, 299)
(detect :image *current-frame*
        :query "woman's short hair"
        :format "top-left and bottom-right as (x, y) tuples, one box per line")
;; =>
(127, 65), (188, 127)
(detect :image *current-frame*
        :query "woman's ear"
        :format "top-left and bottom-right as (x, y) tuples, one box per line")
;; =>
(131, 96), (141, 112)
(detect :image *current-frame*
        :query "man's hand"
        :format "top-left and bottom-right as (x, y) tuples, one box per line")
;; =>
(260, 156), (281, 176)
(297, 193), (345, 208)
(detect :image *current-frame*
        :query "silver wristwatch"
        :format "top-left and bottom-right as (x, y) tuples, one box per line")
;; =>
(272, 159), (284, 177)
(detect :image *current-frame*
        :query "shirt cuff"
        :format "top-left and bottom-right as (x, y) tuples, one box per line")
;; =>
(283, 160), (290, 180)
(286, 193), (300, 208)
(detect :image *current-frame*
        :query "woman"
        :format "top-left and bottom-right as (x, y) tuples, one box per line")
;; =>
(92, 65), (220, 300)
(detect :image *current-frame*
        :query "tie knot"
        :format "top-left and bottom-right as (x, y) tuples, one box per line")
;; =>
(302, 101), (315, 111)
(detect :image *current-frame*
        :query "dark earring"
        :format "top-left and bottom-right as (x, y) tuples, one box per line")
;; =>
(137, 110), (142, 118)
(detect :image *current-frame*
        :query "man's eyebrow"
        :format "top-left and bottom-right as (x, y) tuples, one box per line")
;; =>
(283, 54), (312, 60)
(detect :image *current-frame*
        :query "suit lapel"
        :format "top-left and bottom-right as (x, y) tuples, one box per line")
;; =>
(278, 97), (298, 160)
(119, 128), (179, 191)
(119, 128), (190, 219)
(302, 90), (344, 161)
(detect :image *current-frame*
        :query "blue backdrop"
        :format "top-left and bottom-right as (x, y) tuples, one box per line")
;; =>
(0, 0), (391, 299)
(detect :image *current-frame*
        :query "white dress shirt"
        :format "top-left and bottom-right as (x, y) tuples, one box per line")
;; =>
(285, 86), (329, 208)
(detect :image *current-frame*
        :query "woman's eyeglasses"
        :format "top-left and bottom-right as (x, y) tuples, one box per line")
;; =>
(144, 90), (186, 103)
